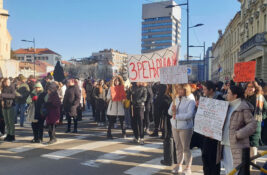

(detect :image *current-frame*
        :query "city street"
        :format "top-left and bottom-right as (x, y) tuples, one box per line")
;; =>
(0, 111), (265, 175)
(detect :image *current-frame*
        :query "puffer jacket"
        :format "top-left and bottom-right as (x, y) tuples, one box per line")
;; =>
(229, 100), (257, 168)
(168, 93), (196, 130)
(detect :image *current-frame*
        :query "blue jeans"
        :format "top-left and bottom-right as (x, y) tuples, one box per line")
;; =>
(124, 108), (131, 127)
(16, 104), (27, 126)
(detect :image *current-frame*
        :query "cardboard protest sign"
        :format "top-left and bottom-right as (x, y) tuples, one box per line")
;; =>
(127, 45), (179, 82)
(194, 97), (229, 141)
(110, 85), (126, 101)
(234, 61), (256, 82)
(160, 65), (188, 84)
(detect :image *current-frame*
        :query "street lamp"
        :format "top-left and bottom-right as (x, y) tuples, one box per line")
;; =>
(21, 38), (36, 78)
(166, 1), (204, 63)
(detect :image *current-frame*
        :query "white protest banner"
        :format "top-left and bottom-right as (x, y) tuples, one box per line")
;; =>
(194, 97), (229, 141)
(127, 45), (179, 82)
(160, 65), (188, 84)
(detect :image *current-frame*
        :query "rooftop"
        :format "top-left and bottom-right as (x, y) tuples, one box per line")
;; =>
(14, 48), (61, 56)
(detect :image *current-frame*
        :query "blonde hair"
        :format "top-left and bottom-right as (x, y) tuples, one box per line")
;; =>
(182, 84), (192, 97)
(174, 84), (192, 97)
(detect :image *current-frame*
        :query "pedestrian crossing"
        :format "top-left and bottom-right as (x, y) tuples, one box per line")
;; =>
(1, 130), (266, 175)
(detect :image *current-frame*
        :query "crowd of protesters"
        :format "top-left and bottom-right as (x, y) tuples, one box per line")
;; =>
(0, 73), (266, 174)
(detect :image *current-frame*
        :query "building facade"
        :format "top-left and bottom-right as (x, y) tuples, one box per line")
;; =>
(238, 0), (267, 81)
(91, 49), (128, 80)
(14, 48), (61, 66)
(212, 0), (267, 82)
(19, 61), (54, 78)
(0, 0), (19, 77)
(141, 0), (181, 53)
(211, 11), (241, 82)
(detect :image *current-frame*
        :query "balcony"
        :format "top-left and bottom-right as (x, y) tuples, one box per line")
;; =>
(240, 32), (267, 55)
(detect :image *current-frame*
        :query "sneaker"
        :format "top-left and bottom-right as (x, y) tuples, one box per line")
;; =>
(132, 138), (140, 143)
(46, 139), (57, 145)
(140, 139), (144, 145)
(97, 123), (101, 127)
(172, 165), (182, 174)
(183, 169), (192, 174)
(65, 129), (71, 133)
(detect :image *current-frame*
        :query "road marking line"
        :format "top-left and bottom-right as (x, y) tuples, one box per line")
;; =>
(81, 142), (162, 168)
(8, 133), (105, 153)
(41, 138), (127, 160)
(124, 157), (166, 175)
(123, 148), (201, 175)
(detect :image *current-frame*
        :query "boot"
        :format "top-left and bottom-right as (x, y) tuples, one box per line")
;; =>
(66, 117), (71, 133)
(4, 134), (10, 141)
(107, 129), (113, 139)
(122, 130), (126, 139)
(73, 118), (78, 133)
(8, 135), (15, 142)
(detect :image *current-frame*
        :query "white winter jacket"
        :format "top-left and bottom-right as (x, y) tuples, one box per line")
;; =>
(168, 93), (196, 130)
(106, 88), (125, 116)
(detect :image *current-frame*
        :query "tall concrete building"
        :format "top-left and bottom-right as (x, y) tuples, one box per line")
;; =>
(141, 0), (181, 53)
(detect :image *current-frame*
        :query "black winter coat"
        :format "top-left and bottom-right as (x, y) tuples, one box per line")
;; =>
(34, 92), (47, 120)
(132, 86), (147, 108)
(63, 85), (81, 117)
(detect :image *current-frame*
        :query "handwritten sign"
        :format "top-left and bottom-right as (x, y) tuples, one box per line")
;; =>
(160, 65), (188, 84)
(127, 45), (179, 82)
(234, 61), (256, 82)
(194, 97), (229, 141)
(110, 85), (126, 101)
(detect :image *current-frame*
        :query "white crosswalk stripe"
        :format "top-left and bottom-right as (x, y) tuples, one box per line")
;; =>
(81, 142), (162, 167)
(123, 148), (202, 175)
(7, 133), (105, 153)
(41, 138), (128, 160)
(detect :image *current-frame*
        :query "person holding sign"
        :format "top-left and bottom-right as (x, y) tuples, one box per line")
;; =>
(168, 84), (196, 174)
(244, 81), (267, 165)
(201, 81), (224, 175)
(106, 76), (126, 139)
(221, 85), (257, 175)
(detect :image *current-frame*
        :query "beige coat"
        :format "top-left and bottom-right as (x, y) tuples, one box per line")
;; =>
(229, 100), (257, 168)
(106, 88), (125, 116)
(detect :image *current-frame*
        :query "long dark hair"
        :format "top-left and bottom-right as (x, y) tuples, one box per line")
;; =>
(1, 78), (9, 90)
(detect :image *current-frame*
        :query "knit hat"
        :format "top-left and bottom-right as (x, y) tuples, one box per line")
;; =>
(34, 82), (43, 89)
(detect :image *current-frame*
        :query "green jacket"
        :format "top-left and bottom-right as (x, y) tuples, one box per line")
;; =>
(16, 83), (30, 104)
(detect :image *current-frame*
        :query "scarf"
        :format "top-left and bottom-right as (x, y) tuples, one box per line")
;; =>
(255, 94), (264, 122)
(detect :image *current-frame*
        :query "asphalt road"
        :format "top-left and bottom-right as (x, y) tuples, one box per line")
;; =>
(0, 111), (265, 175)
